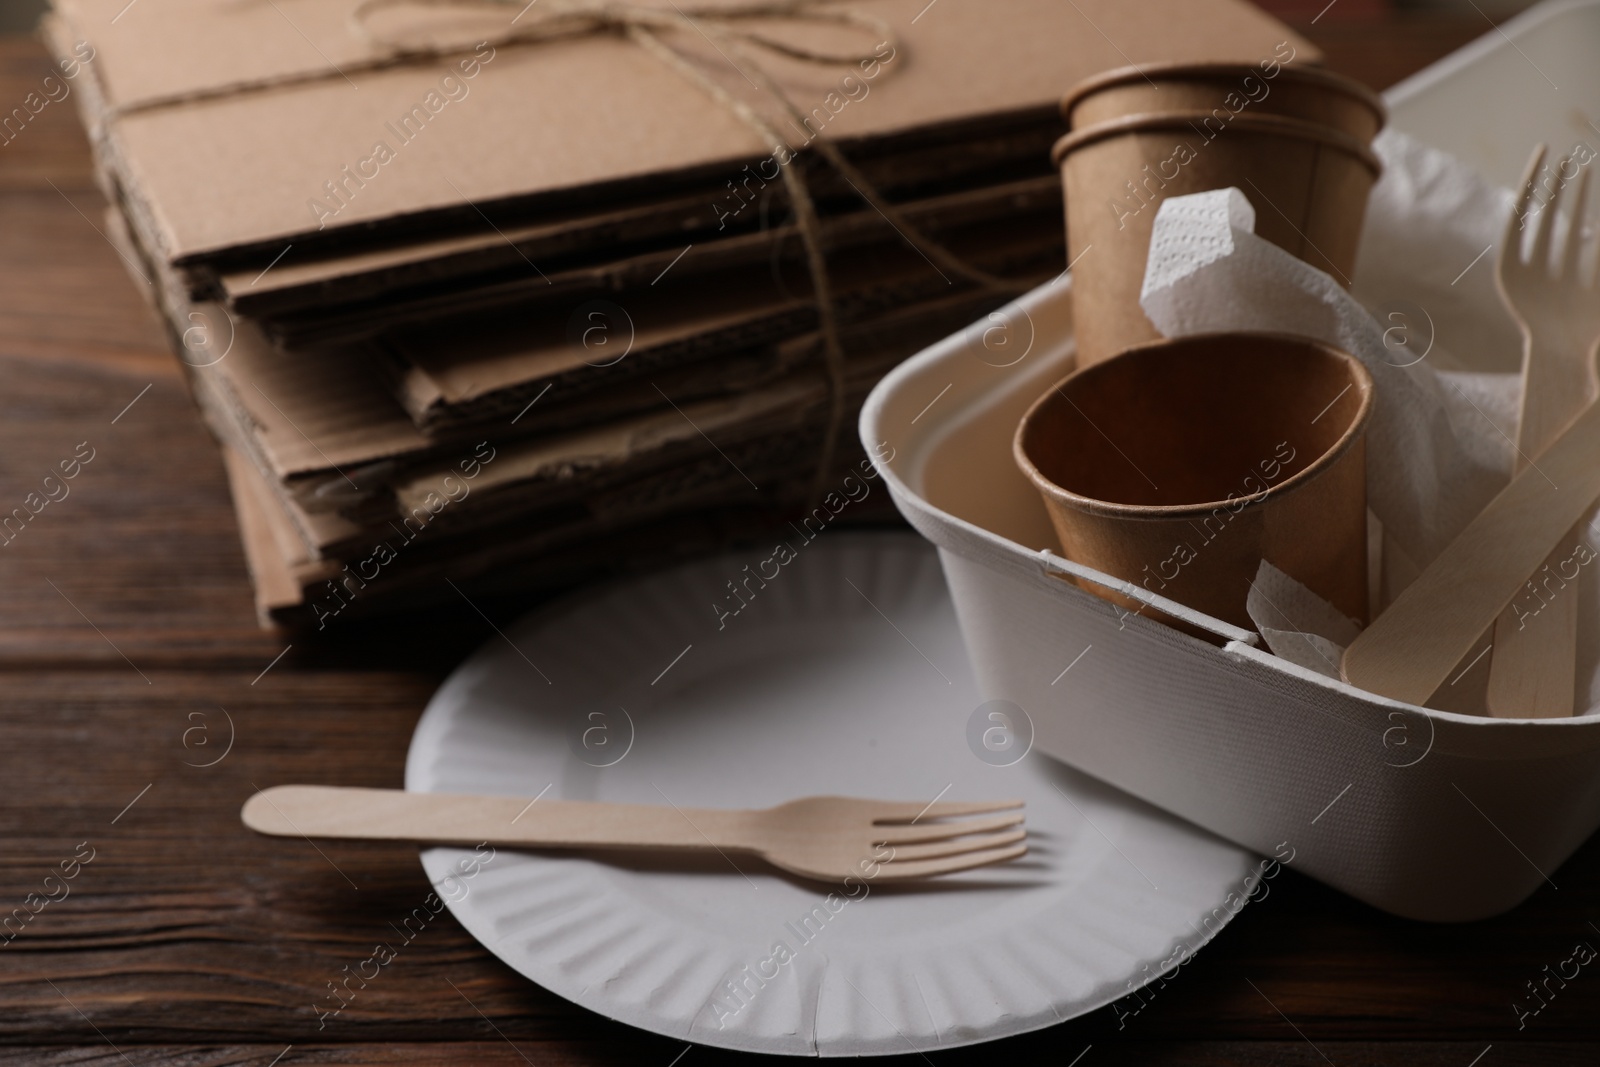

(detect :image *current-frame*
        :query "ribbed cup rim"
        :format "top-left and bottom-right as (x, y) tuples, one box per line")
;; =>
(1049, 108), (1384, 174)
(1059, 60), (1386, 133)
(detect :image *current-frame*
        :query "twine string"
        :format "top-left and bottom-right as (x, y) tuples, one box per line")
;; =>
(119, 0), (1031, 503)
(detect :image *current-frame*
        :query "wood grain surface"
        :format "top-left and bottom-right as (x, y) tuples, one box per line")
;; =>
(3, 9), (1596, 1065)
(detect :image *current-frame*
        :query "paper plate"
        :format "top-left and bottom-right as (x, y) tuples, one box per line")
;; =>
(407, 533), (1254, 1056)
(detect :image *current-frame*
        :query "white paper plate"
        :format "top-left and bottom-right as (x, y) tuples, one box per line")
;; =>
(407, 533), (1254, 1056)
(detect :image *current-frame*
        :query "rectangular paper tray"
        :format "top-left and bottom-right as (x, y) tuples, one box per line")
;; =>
(859, 275), (1600, 921)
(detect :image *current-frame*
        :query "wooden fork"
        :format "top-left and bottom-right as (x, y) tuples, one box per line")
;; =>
(1342, 329), (1600, 707)
(1486, 146), (1600, 718)
(242, 786), (1027, 882)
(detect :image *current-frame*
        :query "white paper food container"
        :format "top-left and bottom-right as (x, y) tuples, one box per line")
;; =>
(1383, 0), (1600, 188)
(859, 276), (1600, 921)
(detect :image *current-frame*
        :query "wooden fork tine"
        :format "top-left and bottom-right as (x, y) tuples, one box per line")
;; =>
(1593, 220), (1600, 291)
(1504, 145), (1547, 278)
(1531, 155), (1571, 270)
(870, 798), (1023, 823)
(1562, 166), (1591, 281)
(875, 811), (1024, 844)
(882, 829), (1027, 864)
(870, 842), (1029, 881)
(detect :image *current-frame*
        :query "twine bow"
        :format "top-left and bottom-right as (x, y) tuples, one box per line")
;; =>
(354, 0), (1028, 502)
(127, 0), (1030, 503)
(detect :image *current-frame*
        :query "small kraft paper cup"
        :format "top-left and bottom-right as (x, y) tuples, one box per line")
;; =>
(1013, 331), (1374, 633)
(1061, 61), (1386, 143)
(1052, 111), (1382, 368)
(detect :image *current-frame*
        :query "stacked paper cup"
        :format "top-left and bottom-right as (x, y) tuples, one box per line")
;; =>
(1053, 60), (1386, 367)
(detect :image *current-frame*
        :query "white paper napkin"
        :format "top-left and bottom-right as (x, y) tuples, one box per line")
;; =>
(1137, 130), (1600, 713)
(1140, 182), (1510, 570)
(1247, 561), (1362, 680)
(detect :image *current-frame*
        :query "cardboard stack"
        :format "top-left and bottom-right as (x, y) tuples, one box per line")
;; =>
(44, 0), (1309, 627)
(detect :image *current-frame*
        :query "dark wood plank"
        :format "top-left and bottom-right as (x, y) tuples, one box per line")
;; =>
(4, 665), (1600, 1058)
(1295, 11), (1492, 94)
(0, 37), (96, 192)
(0, 1046), (667, 1066)
(8, 1046), (1600, 1067)
(0, 37), (268, 656)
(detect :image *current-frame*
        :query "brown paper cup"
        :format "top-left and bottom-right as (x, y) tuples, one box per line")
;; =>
(1014, 332), (1373, 633)
(1052, 111), (1381, 367)
(1062, 62), (1386, 143)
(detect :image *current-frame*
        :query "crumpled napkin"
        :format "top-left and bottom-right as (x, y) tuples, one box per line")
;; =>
(1246, 560), (1361, 680)
(1136, 129), (1600, 713)
(1140, 187), (1507, 566)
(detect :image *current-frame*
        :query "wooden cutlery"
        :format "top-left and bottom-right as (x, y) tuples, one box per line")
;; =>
(243, 785), (1027, 883)
(1486, 147), (1600, 717)
(1343, 145), (1600, 713)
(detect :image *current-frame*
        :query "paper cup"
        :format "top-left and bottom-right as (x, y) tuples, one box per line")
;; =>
(1062, 62), (1386, 143)
(1052, 111), (1381, 367)
(1013, 332), (1373, 632)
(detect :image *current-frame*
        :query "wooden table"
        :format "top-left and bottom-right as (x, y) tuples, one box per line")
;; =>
(3, 9), (1594, 1065)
